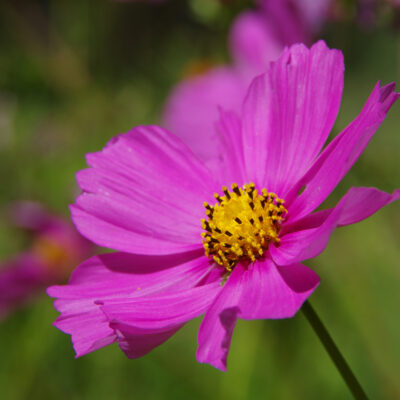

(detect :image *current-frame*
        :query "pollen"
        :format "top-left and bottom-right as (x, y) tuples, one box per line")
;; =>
(201, 183), (287, 271)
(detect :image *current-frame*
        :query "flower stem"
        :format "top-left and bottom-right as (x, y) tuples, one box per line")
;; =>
(301, 301), (369, 400)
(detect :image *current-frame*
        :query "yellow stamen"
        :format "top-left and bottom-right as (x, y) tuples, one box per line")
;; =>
(201, 182), (287, 271)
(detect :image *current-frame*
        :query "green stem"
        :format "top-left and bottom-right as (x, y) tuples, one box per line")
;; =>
(301, 301), (369, 400)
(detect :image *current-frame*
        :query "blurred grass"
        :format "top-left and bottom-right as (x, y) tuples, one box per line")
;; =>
(0, 1), (399, 399)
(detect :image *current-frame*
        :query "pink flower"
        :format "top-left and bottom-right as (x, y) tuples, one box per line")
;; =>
(48, 41), (399, 370)
(162, 0), (332, 166)
(0, 202), (92, 320)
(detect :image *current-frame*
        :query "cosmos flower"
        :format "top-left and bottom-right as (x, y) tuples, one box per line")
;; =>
(162, 0), (332, 166)
(0, 202), (92, 320)
(48, 41), (399, 370)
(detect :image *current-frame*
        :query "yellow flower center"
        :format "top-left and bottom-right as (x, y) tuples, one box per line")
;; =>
(201, 183), (287, 271)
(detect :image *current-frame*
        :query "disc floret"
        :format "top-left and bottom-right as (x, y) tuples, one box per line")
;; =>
(201, 183), (287, 271)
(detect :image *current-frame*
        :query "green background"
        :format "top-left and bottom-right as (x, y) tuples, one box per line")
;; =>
(0, 1), (399, 399)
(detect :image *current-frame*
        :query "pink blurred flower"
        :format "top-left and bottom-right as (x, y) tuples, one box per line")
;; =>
(162, 0), (332, 166)
(48, 41), (399, 370)
(0, 202), (92, 320)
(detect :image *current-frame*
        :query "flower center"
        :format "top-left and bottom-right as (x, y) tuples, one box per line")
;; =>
(201, 183), (287, 271)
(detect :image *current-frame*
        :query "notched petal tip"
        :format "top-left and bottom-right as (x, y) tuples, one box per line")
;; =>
(196, 306), (240, 372)
(378, 81), (400, 114)
(281, 40), (343, 68)
(105, 134), (122, 148)
(196, 269), (242, 371)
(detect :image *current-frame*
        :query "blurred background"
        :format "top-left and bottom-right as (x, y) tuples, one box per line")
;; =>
(0, 0), (399, 399)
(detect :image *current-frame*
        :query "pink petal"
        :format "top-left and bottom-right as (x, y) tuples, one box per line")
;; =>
(271, 186), (400, 265)
(110, 325), (181, 359)
(278, 263), (321, 293)
(72, 126), (217, 255)
(214, 109), (246, 185)
(235, 259), (319, 319)
(52, 306), (117, 357)
(48, 251), (213, 356)
(284, 186), (400, 234)
(196, 259), (319, 370)
(335, 186), (400, 226)
(196, 265), (243, 371)
(287, 82), (399, 221)
(270, 228), (327, 266)
(49, 250), (207, 300)
(102, 283), (221, 359)
(103, 282), (220, 329)
(162, 67), (245, 165)
(281, 209), (331, 235)
(241, 41), (344, 195)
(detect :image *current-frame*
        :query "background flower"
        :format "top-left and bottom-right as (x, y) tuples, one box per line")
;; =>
(162, 0), (332, 166)
(0, 202), (92, 320)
